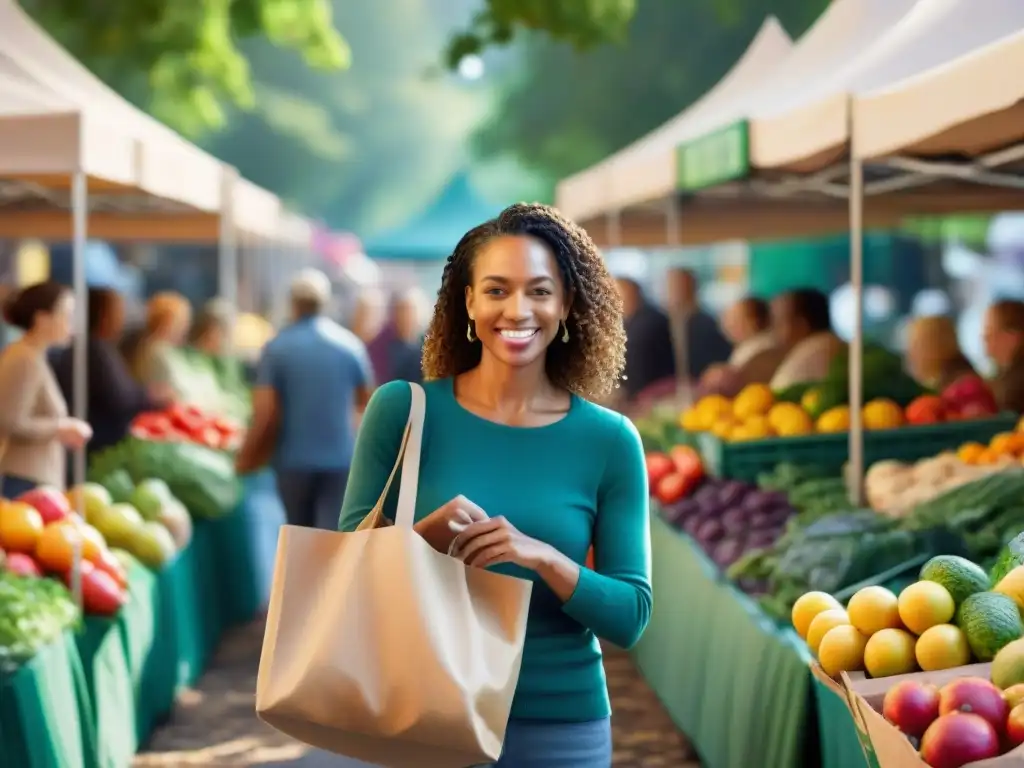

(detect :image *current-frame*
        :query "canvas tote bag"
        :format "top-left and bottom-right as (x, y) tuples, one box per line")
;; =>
(256, 382), (533, 767)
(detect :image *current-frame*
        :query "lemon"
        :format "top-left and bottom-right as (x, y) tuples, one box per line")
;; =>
(680, 408), (703, 432)
(915, 624), (971, 671)
(847, 586), (902, 636)
(898, 581), (956, 635)
(792, 591), (843, 639)
(818, 625), (869, 678)
(768, 403), (814, 437)
(816, 406), (851, 434)
(733, 384), (774, 420)
(807, 609), (850, 655)
(864, 628), (918, 678)
(696, 395), (732, 427)
(862, 398), (905, 430)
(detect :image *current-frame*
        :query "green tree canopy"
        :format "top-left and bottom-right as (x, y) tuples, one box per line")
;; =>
(473, 0), (828, 200)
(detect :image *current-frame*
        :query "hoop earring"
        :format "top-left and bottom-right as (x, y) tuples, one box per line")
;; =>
(466, 321), (476, 342)
(561, 320), (570, 343)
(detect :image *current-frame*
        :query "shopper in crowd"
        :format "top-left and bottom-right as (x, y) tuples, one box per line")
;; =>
(904, 314), (976, 390)
(985, 299), (1024, 412)
(617, 276), (675, 401)
(351, 287), (388, 382)
(0, 282), (92, 495)
(187, 298), (249, 385)
(339, 203), (651, 766)
(769, 288), (846, 390)
(235, 269), (373, 529)
(131, 291), (192, 392)
(386, 288), (426, 384)
(700, 296), (784, 393)
(665, 268), (732, 382)
(53, 288), (169, 463)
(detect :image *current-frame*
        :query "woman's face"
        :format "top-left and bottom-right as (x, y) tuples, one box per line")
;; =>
(465, 235), (569, 371)
(41, 293), (75, 346)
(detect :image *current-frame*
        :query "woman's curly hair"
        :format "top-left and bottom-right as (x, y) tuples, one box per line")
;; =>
(421, 202), (626, 400)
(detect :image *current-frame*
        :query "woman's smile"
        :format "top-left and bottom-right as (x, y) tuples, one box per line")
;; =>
(497, 327), (540, 349)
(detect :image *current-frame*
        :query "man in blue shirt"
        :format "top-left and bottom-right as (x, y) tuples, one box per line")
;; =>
(235, 269), (374, 529)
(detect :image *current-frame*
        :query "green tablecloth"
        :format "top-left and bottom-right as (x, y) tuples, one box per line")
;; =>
(0, 497), (265, 768)
(0, 634), (94, 768)
(634, 515), (816, 768)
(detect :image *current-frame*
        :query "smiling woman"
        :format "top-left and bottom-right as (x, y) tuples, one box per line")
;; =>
(339, 203), (651, 768)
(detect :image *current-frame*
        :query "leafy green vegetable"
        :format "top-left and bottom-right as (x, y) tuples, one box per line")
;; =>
(0, 573), (80, 672)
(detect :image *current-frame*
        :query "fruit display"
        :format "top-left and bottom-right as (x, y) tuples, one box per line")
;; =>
(0, 569), (79, 671)
(658, 476), (797, 572)
(131, 403), (243, 452)
(795, 553), (1024, 681)
(0, 477), (191, 617)
(866, 667), (1024, 766)
(646, 445), (705, 505)
(0, 489), (130, 617)
(89, 436), (240, 520)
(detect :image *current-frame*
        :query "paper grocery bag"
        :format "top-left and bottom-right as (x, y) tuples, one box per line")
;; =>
(256, 383), (532, 768)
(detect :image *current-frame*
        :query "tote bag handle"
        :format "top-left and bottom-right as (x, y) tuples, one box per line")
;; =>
(364, 382), (425, 530)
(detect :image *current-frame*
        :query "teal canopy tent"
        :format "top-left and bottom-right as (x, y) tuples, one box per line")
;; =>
(365, 172), (506, 261)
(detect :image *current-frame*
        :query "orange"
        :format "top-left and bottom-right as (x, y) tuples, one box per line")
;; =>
(957, 442), (986, 464)
(990, 432), (1018, 456)
(864, 628), (917, 678)
(807, 609), (850, 655)
(976, 448), (999, 465)
(818, 625), (869, 678)
(34, 521), (83, 573)
(862, 399), (905, 430)
(0, 500), (45, 553)
(792, 592), (843, 639)
(898, 581), (955, 635)
(847, 586), (902, 636)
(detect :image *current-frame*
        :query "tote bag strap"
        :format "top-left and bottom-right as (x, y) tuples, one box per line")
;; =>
(367, 382), (425, 529)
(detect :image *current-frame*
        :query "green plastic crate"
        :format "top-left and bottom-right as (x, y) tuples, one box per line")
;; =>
(698, 414), (1019, 482)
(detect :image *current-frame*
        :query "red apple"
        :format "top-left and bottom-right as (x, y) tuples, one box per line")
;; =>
(921, 713), (1001, 768)
(18, 487), (71, 525)
(645, 453), (675, 487)
(939, 677), (1009, 733)
(883, 680), (941, 738)
(4, 551), (42, 577)
(1008, 702), (1024, 748)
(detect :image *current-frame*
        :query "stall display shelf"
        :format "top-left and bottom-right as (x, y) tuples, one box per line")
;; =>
(635, 513), (877, 768)
(0, 474), (271, 768)
(698, 414), (1017, 482)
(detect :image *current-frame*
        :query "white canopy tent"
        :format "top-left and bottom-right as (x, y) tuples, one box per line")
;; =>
(556, 17), (792, 224)
(750, 0), (1024, 175)
(562, 0), (923, 246)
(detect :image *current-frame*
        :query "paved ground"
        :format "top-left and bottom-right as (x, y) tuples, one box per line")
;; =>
(133, 620), (698, 767)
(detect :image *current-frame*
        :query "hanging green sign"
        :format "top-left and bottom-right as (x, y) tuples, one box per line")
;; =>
(676, 121), (750, 192)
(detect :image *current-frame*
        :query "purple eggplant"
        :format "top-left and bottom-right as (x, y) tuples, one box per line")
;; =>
(712, 538), (744, 568)
(696, 519), (725, 544)
(717, 481), (749, 508)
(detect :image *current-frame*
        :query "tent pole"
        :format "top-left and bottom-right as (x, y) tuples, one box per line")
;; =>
(848, 102), (865, 507)
(219, 168), (239, 355)
(70, 168), (88, 613)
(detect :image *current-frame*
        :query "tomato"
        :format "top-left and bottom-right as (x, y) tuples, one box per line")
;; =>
(645, 453), (676, 487)
(669, 445), (704, 482)
(63, 560), (127, 616)
(92, 548), (129, 589)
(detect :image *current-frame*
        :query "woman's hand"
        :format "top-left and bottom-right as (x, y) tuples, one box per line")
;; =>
(413, 495), (489, 553)
(57, 417), (93, 449)
(454, 516), (553, 571)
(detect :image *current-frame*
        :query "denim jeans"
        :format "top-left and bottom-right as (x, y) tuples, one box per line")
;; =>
(490, 718), (612, 767)
(2, 475), (38, 499)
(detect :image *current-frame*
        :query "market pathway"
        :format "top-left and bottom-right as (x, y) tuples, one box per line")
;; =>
(134, 619), (699, 767)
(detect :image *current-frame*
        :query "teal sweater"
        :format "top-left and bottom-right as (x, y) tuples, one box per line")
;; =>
(338, 378), (652, 722)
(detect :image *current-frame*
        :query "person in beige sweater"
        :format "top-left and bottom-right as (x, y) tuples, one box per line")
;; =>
(0, 282), (92, 495)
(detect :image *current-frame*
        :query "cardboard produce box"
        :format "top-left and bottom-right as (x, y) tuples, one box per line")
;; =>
(812, 662), (1024, 767)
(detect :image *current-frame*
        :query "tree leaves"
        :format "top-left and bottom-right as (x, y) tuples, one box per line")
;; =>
(443, 0), (636, 69)
(24, 0), (348, 137)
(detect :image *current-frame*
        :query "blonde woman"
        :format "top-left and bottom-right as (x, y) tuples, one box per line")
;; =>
(905, 315), (975, 390)
(132, 292), (192, 391)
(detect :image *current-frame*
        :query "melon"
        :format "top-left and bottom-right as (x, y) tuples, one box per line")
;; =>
(921, 555), (990, 606)
(956, 591), (1024, 661)
(992, 637), (1024, 690)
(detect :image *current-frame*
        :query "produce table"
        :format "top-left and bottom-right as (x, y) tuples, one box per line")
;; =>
(0, 494), (266, 768)
(635, 513), (872, 768)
